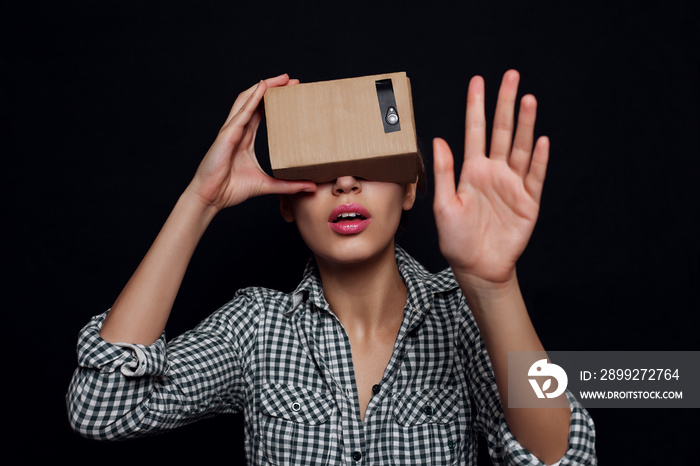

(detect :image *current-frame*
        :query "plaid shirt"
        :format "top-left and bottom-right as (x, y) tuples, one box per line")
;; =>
(67, 246), (596, 465)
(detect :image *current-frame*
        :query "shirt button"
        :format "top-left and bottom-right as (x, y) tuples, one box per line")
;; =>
(372, 384), (381, 395)
(291, 402), (301, 412)
(352, 451), (362, 461)
(423, 405), (435, 415)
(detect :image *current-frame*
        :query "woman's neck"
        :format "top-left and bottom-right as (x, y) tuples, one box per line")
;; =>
(315, 241), (407, 338)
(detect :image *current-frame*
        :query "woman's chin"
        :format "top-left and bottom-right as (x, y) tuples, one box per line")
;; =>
(311, 238), (395, 268)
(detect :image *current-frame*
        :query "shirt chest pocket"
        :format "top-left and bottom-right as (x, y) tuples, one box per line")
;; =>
(260, 383), (335, 465)
(391, 388), (464, 465)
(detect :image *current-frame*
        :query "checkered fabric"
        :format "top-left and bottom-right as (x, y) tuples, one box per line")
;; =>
(67, 246), (596, 465)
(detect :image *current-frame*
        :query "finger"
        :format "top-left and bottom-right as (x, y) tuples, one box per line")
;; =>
(223, 82), (263, 126)
(222, 80), (268, 136)
(250, 75), (299, 132)
(464, 75), (487, 161)
(509, 94), (538, 177)
(489, 69), (520, 161)
(240, 106), (265, 149)
(249, 104), (264, 129)
(524, 136), (549, 203)
(242, 76), (298, 140)
(432, 138), (457, 211)
(263, 73), (293, 89)
(262, 177), (317, 196)
(223, 74), (291, 127)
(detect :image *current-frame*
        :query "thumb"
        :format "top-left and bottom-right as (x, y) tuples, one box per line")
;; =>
(432, 138), (456, 209)
(262, 177), (317, 196)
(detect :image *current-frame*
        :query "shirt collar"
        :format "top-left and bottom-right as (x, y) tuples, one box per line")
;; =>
(285, 245), (459, 317)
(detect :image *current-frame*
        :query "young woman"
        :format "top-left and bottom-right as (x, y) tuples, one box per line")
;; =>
(67, 71), (596, 465)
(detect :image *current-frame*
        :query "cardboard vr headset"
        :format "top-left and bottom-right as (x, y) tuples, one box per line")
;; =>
(264, 72), (420, 184)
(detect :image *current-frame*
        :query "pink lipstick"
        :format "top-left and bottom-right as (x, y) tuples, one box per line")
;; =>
(328, 203), (371, 235)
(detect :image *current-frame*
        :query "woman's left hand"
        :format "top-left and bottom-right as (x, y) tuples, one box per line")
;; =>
(433, 70), (549, 286)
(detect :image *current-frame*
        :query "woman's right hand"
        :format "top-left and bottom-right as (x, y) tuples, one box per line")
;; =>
(101, 75), (315, 345)
(186, 74), (317, 212)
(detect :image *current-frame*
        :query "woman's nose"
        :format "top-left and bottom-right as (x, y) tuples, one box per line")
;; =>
(332, 176), (362, 195)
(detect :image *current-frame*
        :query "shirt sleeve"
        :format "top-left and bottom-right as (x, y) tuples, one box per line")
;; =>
(66, 290), (261, 441)
(461, 300), (597, 465)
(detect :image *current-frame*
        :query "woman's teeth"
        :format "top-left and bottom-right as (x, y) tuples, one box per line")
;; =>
(334, 212), (365, 222)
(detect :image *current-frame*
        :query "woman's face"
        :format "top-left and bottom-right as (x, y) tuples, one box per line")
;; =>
(281, 176), (417, 266)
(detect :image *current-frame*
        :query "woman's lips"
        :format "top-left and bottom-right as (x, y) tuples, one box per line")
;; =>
(328, 203), (371, 235)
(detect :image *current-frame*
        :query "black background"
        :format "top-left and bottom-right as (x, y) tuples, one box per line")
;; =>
(4, 1), (699, 463)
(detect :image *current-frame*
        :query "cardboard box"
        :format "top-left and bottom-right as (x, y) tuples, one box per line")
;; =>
(264, 72), (420, 183)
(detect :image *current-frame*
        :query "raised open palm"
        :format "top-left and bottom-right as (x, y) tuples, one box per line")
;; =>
(433, 70), (549, 284)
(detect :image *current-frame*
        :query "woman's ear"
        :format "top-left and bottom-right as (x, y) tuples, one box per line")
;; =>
(279, 195), (295, 223)
(402, 182), (417, 211)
